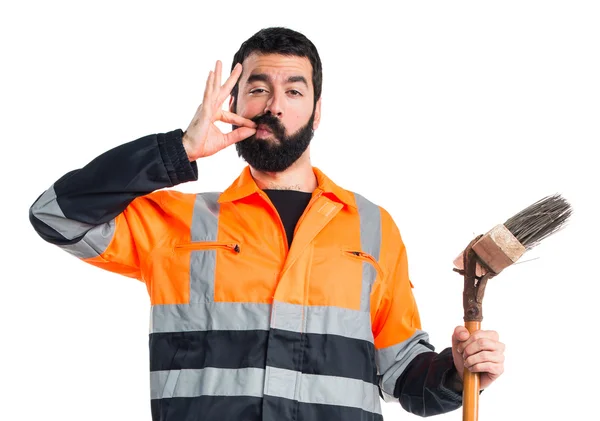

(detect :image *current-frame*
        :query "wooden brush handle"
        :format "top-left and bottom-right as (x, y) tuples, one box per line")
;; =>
(458, 236), (495, 421)
(463, 321), (481, 421)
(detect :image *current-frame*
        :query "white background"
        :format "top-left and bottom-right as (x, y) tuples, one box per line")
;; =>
(1, 1), (599, 420)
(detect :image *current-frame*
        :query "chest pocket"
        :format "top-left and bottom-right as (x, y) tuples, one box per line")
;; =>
(307, 246), (384, 311)
(174, 241), (241, 253)
(342, 249), (384, 312)
(173, 241), (241, 303)
(145, 241), (241, 305)
(341, 249), (384, 280)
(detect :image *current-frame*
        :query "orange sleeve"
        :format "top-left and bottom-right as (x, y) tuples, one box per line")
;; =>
(83, 191), (195, 282)
(371, 207), (422, 349)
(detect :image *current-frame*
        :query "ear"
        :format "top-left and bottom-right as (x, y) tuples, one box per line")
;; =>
(229, 95), (235, 113)
(312, 97), (322, 130)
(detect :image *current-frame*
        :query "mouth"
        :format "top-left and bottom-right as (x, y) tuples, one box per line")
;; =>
(256, 124), (273, 138)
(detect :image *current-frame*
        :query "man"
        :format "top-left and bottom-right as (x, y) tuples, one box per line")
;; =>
(29, 27), (505, 420)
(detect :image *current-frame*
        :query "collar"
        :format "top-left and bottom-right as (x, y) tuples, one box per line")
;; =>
(218, 166), (357, 209)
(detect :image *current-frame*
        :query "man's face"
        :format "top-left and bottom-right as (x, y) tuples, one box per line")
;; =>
(230, 53), (321, 172)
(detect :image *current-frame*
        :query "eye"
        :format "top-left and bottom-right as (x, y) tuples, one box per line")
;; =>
(249, 88), (268, 94)
(288, 90), (303, 96)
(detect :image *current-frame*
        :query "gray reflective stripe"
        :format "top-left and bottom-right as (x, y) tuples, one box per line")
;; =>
(189, 192), (221, 303)
(270, 301), (373, 343)
(359, 262), (378, 312)
(31, 185), (96, 240)
(354, 193), (382, 312)
(150, 367), (264, 399)
(151, 301), (374, 342)
(376, 329), (432, 399)
(264, 366), (382, 415)
(59, 220), (116, 259)
(31, 185), (115, 259)
(150, 302), (271, 333)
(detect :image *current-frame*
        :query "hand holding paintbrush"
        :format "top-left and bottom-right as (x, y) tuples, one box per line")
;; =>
(451, 194), (572, 421)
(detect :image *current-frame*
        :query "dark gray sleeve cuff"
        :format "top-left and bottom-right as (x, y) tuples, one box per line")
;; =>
(439, 364), (464, 402)
(394, 347), (463, 416)
(157, 129), (198, 185)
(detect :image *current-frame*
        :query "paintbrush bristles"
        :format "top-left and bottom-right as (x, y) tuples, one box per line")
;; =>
(503, 194), (572, 250)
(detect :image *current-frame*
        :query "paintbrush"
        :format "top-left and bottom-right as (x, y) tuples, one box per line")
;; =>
(453, 193), (572, 421)
(454, 194), (572, 276)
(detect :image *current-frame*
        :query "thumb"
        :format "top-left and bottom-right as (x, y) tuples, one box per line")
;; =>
(453, 326), (470, 347)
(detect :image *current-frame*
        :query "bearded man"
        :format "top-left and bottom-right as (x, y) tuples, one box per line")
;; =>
(30, 27), (505, 421)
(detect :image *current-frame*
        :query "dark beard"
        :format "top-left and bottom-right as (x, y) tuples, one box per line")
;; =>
(234, 111), (315, 172)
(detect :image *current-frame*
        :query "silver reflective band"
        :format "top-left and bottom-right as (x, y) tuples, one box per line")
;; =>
(264, 366), (382, 415)
(151, 367), (265, 399)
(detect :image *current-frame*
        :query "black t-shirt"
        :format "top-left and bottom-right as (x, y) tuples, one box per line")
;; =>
(263, 189), (312, 247)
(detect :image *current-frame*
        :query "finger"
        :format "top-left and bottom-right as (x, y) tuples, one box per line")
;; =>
(465, 361), (504, 377)
(218, 63), (243, 104)
(480, 329), (500, 342)
(468, 329), (500, 343)
(464, 350), (505, 369)
(204, 70), (215, 103)
(456, 329), (498, 354)
(223, 127), (256, 146)
(220, 110), (257, 128)
(214, 60), (222, 94)
(463, 337), (504, 359)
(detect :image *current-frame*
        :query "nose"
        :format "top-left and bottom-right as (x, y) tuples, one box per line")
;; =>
(264, 90), (283, 117)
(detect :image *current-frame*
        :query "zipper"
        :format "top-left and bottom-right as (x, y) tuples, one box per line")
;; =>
(343, 249), (384, 280)
(174, 242), (240, 253)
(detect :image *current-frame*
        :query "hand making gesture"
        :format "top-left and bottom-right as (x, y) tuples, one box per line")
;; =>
(182, 60), (257, 161)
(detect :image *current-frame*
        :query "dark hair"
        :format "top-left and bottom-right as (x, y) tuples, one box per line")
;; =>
(230, 27), (322, 110)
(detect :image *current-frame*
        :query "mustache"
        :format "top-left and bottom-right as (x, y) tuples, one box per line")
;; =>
(251, 114), (286, 139)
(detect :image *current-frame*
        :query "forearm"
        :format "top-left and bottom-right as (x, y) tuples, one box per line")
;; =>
(29, 129), (197, 244)
(393, 347), (463, 417)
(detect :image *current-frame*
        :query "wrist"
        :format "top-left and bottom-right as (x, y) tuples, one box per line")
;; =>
(182, 131), (195, 162)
